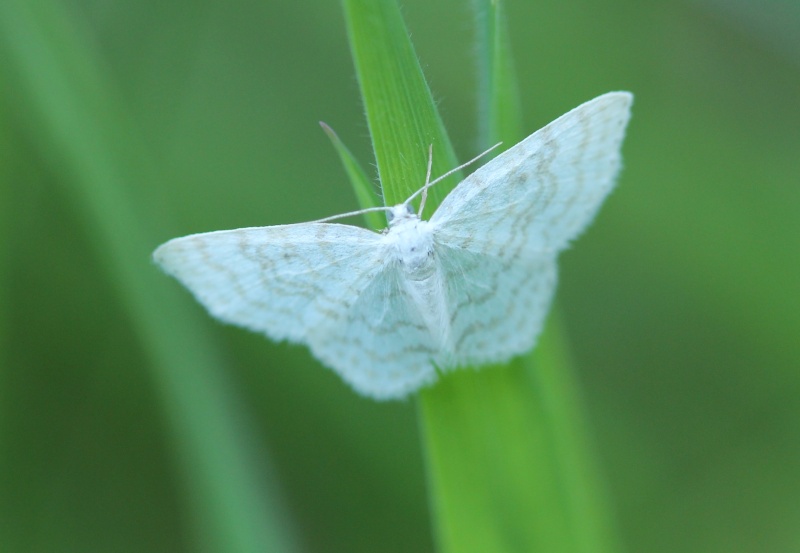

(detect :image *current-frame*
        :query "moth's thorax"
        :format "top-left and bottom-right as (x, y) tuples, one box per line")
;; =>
(386, 204), (435, 279)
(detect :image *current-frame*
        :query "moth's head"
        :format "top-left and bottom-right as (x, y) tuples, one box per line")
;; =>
(387, 203), (417, 227)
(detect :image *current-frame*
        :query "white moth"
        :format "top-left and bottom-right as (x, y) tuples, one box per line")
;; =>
(154, 91), (633, 400)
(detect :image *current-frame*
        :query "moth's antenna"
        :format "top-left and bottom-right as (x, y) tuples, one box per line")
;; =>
(418, 144), (435, 216)
(314, 142), (502, 225)
(310, 206), (393, 224)
(405, 142), (503, 211)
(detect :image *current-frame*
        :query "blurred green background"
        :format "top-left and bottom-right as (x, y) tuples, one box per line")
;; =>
(2, 0), (799, 552)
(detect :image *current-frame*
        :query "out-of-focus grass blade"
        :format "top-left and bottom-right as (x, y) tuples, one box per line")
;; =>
(478, 1), (622, 551)
(0, 104), (8, 468)
(320, 121), (385, 229)
(474, 0), (523, 149)
(532, 314), (623, 553)
(0, 2), (295, 552)
(0, 107), (7, 327)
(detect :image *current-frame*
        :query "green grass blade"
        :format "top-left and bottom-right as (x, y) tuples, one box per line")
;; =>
(478, 1), (622, 551)
(320, 121), (385, 229)
(419, 359), (571, 552)
(532, 315), (623, 553)
(0, 3), (295, 552)
(345, 0), (621, 552)
(343, 0), (461, 218)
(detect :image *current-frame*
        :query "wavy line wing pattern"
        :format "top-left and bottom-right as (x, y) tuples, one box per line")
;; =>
(154, 92), (633, 399)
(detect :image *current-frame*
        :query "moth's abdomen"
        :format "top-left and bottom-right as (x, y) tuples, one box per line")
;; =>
(402, 264), (453, 356)
(402, 246), (436, 281)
